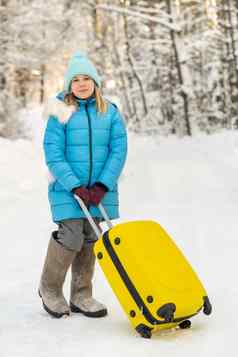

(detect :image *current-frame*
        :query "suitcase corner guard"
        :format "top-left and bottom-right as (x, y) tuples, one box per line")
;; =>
(203, 296), (212, 315)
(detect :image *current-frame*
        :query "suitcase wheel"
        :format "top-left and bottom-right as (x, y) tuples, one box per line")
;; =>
(136, 324), (152, 339)
(178, 320), (191, 329)
(203, 296), (212, 315)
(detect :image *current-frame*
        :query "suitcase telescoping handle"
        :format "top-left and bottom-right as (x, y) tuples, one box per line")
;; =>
(74, 195), (113, 239)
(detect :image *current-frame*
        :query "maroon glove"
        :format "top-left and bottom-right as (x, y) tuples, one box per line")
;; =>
(89, 183), (107, 206)
(73, 186), (90, 205)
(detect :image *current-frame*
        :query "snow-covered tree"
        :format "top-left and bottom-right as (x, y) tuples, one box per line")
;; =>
(0, 0), (24, 138)
(2, 0), (238, 138)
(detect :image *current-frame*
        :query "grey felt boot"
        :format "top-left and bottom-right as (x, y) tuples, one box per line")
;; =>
(70, 243), (107, 318)
(39, 232), (76, 318)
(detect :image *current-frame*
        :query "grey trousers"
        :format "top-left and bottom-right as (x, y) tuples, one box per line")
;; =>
(56, 218), (101, 251)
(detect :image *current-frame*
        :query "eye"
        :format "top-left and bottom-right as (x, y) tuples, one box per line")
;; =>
(81, 75), (90, 80)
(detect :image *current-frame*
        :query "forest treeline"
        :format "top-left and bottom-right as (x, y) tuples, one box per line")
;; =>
(1, 0), (238, 137)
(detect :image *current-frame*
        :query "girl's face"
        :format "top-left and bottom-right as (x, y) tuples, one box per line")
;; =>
(71, 75), (95, 99)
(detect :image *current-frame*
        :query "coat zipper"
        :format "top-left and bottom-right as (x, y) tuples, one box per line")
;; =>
(85, 103), (93, 187)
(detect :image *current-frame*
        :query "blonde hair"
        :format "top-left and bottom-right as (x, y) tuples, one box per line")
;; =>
(64, 84), (107, 113)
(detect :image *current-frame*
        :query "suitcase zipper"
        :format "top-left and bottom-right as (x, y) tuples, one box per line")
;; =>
(102, 231), (200, 325)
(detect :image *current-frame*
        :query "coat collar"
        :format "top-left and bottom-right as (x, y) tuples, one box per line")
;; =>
(43, 92), (97, 124)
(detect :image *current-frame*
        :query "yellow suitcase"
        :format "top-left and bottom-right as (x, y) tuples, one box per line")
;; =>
(76, 198), (212, 338)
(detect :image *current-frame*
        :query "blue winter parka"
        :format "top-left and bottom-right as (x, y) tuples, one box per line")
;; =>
(43, 93), (127, 223)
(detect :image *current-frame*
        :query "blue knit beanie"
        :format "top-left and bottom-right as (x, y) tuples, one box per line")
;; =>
(64, 51), (101, 92)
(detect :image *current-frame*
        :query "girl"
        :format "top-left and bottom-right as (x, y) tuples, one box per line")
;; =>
(39, 51), (128, 318)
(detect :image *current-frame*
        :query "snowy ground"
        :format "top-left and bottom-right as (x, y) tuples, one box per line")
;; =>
(0, 106), (237, 356)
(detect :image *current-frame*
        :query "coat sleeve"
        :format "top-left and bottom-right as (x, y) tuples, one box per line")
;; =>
(43, 115), (82, 192)
(97, 109), (127, 191)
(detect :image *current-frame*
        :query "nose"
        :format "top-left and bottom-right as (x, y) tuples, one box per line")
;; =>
(77, 84), (88, 89)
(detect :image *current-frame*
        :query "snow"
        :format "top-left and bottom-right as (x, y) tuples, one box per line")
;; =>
(1, 107), (237, 356)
